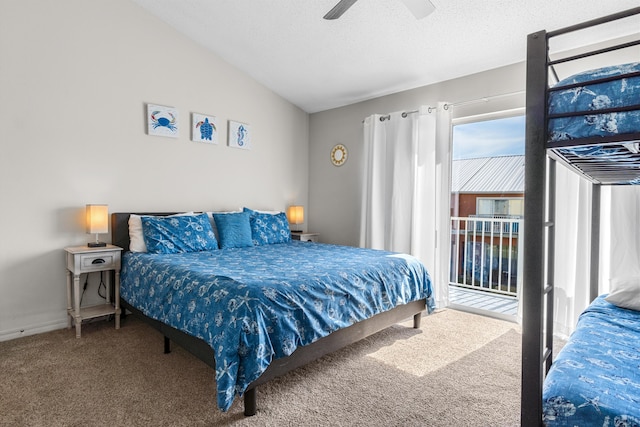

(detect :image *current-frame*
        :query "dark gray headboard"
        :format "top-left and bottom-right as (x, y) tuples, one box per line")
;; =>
(111, 212), (179, 252)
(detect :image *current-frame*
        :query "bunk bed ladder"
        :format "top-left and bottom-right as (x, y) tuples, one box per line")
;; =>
(544, 160), (555, 376)
(521, 28), (551, 427)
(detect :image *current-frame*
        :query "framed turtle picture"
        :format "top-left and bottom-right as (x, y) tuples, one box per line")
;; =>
(192, 113), (218, 144)
(147, 104), (179, 138)
(228, 120), (251, 150)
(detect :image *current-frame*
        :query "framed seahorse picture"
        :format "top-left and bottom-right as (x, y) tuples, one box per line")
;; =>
(147, 104), (179, 138)
(228, 120), (251, 150)
(192, 113), (218, 144)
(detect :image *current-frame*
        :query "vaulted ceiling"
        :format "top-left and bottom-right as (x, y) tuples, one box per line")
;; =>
(132, 1), (640, 113)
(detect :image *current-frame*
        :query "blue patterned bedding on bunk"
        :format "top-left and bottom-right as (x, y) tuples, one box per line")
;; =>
(542, 295), (640, 426)
(548, 62), (640, 144)
(120, 241), (434, 411)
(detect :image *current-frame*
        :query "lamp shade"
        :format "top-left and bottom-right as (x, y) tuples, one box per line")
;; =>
(286, 205), (304, 225)
(86, 204), (109, 234)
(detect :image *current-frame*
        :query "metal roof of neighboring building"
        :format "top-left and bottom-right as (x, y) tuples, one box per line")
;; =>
(451, 155), (525, 193)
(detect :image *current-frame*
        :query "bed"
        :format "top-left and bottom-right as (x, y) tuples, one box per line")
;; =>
(547, 61), (640, 185)
(522, 7), (640, 426)
(542, 295), (640, 425)
(111, 210), (434, 416)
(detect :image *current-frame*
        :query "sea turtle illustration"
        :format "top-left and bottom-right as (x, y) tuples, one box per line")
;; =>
(196, 118), (216, 140)
(150, 111), (177, 132)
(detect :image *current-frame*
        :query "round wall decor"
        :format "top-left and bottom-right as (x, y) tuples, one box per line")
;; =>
(330, 144), (348, 166)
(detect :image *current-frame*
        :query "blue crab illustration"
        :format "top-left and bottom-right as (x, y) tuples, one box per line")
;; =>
(196, 118), (216, 140)
(150, 111), (177, 132)
(237, 124), (247, 146)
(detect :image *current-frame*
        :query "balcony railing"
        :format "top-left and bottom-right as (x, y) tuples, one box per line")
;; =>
(468, 214), (521, 234)
(450, 216), (523, 298)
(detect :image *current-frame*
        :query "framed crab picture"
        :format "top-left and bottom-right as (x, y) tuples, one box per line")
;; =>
(147, 104), (179, 138)
(191, 113), (218, 144)
(228, 120), (251, 150)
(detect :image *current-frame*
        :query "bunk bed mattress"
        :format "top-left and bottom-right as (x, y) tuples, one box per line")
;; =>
(548, 62), (640, 143)
(120, 241), (435, 412)
(542, 295), (640, 426)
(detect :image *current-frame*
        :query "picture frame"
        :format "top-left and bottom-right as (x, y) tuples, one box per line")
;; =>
(147, 104), (179, 138)
(192, 113), (218, 144)
(331, 144), (348, 166)
(228, 120), (251, 150)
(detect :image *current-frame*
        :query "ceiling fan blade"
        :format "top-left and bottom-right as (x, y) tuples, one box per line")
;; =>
(323, 0), (359, 20)
(400, 0), (435, 19)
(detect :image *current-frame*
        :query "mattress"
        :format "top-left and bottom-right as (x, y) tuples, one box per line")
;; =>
(548, 62), (640, 143)
(120, 241), (434, 411)
(542, 295), (640, 426)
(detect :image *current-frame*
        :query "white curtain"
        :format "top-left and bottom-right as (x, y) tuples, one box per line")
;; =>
(360, 103), (452, 308)
(601, 185), (640, 280)
(554, 165), (640, 337)
(552, 164), (593, 337)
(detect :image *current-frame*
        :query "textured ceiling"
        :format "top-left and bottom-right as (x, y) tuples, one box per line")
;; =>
(131, 1), (640, 113)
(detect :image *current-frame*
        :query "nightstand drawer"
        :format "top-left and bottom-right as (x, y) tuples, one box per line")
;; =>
(79, 252), (117, 271)
(291, 232), (320, 242)
(65, 245), (122, 275)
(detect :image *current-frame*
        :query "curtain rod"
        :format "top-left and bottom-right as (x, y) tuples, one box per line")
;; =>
(443, 90), (525, 110)
(378, 109), (426, 121)
(367, 107), (433, 123)
(364, 90), (525, 123)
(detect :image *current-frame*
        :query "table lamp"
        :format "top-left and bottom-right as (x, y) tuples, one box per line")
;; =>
(287, 205), (304, 233)
(86, 204), (108, 247)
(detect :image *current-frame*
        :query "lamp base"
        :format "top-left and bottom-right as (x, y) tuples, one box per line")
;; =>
(88, 242), (107, 248)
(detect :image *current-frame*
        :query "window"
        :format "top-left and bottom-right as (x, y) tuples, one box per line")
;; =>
(452, 113), (525, 160)
(449, 110), (525, 298)
(477, 198), (523, 217)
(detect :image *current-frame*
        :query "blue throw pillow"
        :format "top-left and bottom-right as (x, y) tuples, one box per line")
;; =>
(243, 208), (292, 245)
(141, 213), (218, 254)
(213, 212), (254, 249)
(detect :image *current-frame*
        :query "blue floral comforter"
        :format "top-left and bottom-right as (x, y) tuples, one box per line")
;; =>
(548, 62), (640, 143)
(543, 295), (640, 426)
(120, 241), (434, 411)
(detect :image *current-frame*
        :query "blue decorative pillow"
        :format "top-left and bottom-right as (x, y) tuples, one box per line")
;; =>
(213, 212), (254, 249)
(141, 213), (218, 254)
(243, 208), (292, 246)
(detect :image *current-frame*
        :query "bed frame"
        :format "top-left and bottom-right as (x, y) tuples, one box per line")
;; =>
(111, 212), (426, 416)
(521, 7), (640, 426)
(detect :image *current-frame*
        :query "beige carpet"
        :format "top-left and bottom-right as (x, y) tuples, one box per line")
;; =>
(0, 309), (523, 426)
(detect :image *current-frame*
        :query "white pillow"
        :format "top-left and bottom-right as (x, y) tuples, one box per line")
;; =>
(605, 276), (640, 311)
(243, 207), (282, 214)
(128, 212), (194, 252)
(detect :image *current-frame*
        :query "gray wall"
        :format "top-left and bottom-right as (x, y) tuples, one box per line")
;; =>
(5, 2), (633, 341)
(308, 63), (527, 246)
(0, 0), (309, 340)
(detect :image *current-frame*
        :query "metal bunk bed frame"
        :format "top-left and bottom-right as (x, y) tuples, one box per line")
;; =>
(521, 7), (640, 426)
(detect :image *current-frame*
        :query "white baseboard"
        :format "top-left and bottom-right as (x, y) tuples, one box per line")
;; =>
(0, 319), (68, 342)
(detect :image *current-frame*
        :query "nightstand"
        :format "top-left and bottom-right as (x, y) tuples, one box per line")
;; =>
(291, 232), (320, 242)
(64, 244), (123, 338)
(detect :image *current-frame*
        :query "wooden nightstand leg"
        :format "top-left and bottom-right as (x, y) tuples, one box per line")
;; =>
(114, 269), (121, 329)
(73, 273), (82, 338)
(105, 270), (112, 305)
(66, 270), (72, 329)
